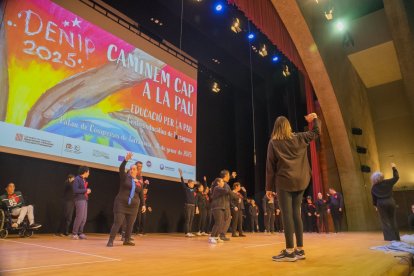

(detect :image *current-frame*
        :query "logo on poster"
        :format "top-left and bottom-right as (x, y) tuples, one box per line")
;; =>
(15, 133), (24, 141)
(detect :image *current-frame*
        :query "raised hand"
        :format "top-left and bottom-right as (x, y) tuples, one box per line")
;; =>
(304, 113), (317, 123)
(391, 163), (396, 168)
(125, 152), (133, 161)
(144, 180), (150, 185)
(231, 171), (237, 178)
(203, 176), (207, 182)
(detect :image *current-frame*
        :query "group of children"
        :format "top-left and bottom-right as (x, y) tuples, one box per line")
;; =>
(55, 165), (344, 242)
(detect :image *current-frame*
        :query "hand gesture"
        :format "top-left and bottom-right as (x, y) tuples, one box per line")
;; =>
(203, 176), (207, 182)
(241, 187), (246, 192)
(142, 206), (146, 213)
(266, 191), (274, 200)
(304, 113), (317, 123)
(231, 171), (237, 178)
(87, 188), (92, 194)
(125, 152), (133, 161)
(178, 168), (183, 177)
(144, 180), (150, 185)
(234, 207), (238, 211)
(307, 212), (311, 216)
(391, 163), (396, 168)
(148, 207), (152, 212)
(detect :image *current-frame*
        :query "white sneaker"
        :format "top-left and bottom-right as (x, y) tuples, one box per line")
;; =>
(201, 232), (208, 236)
(208, 237), (217, 244)
(185, 233), (192, 237)
(71, 234), (79, 240)
(189, 233), (195, 237)
(196, 231), (202, 236)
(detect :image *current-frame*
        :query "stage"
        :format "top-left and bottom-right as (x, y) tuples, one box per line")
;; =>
(0, 232), (411, 275)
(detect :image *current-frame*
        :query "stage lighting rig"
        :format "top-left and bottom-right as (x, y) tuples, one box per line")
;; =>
(231, 18), (242, 33)
(212, 82), (220, 93)
(282, 65), (290, 77)
(258, 44), (268, 57)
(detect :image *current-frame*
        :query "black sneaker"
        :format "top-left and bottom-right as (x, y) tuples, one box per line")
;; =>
(272, 250), (297, 262)
(295, 249), (306, 260)
(220, 236), (230, 241)
(107, 240), (114, 247)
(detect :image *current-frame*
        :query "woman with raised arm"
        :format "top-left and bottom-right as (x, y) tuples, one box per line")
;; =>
(107, 152), (146, 247)
(266, 113), (320, 262)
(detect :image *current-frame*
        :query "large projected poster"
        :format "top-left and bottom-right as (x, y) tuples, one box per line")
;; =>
(0, 0), (197, 180)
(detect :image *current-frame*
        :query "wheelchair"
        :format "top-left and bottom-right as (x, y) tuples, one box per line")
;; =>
(0, 207), (36, 239)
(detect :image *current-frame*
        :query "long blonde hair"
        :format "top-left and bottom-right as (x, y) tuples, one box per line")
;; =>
(271, 116), (293, 140)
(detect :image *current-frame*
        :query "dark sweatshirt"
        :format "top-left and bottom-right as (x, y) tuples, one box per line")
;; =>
(73, 175), (88, 201)
(371, 167), (399, 207)
(211, 185), (229, 210)
(195, 191), (207, 209)
(262, 195), (275, 212)
(181, 176), (196, 204)
(0, 191), (25, 209)
(327, 192), (344, 210)
(266, 118), (321, 192)
(249, 205), (259, 217)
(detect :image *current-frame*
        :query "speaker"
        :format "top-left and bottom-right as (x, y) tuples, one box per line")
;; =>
(352, 128), (363, 135)
(356, 146), (367, 154)
(361, 165), (371, 173)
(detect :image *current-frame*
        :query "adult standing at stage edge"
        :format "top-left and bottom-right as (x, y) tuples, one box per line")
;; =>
(327, 187), (344, 233)
(107, 152), (146, 247)
(265, 113), (320, 262)
(371, 163), (400, 241)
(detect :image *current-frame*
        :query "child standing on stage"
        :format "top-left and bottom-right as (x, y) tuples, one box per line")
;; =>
(209, 178), (228, 244)
(249, 199), (259, 232)
(179, 168), (196, 237)
(195, 183), (208, 236)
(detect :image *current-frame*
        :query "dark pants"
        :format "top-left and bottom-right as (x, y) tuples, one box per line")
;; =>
(330, 207), (342, 232)
(408, 214), (414, 231)
(250, 215), (259, 232)
(134, 211), (142, 233)
(72, 200), (87, 235)
(305, 215), (316, 232)
(317, 213), (329, 233)
(197, 207), (207, 232)
(211, 209), (225, 237)
(377, 198), (400, 241)
(231, 209), (243, 235)
(109, 212), (137, 242)
(184, 204), (195, 234)
(205, 208), (212, 233)
(58, 200), (74, 235)
(264, 211), (275, 232)
(277, 189), (305, 249)
(275, 214), (283, 232)
(220, 207), (231, 237)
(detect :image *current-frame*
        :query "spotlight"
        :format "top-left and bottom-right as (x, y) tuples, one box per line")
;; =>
(259, 44), (268, 57)
(282, 65), (290, 77)
(335, 20), (345, 31)
(325, 8), (333, 20)
(215, 3), (223, 12)
(272, 55), (279, 62)
(212, 82), (220, 93)
(247, 33), (255, 40)
(231, 18), (242, 33)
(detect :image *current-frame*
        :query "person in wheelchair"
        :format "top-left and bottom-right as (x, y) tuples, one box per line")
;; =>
(0, 183), (42, 229)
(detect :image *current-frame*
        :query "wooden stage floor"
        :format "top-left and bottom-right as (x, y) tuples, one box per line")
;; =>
(0, 232), (412, 275)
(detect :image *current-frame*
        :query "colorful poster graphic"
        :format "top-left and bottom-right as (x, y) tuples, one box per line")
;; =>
(0, 0), (197, 179)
